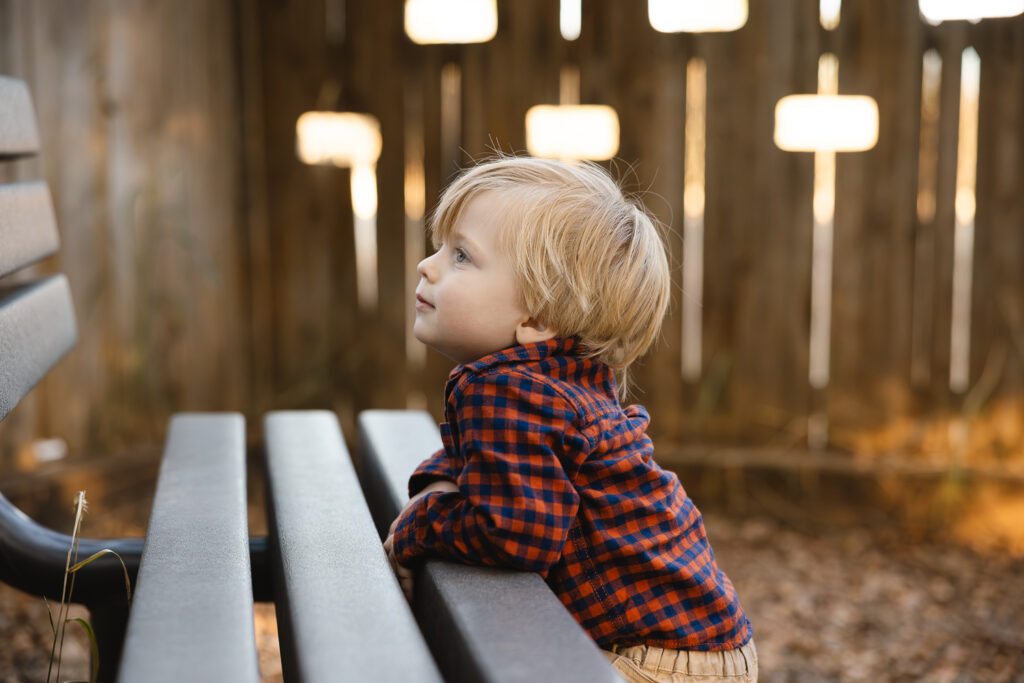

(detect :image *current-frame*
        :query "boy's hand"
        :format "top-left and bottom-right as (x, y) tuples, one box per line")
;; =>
(383, 532), (415, 600)
(384, 478), (459, 600)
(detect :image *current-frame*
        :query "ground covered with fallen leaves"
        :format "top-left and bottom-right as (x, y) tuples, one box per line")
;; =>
(705, 515), (1024, 682)
(2, 512), (1022, 682)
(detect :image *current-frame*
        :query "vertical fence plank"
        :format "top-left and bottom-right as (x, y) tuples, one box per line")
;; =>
(345, 0), (409, 420)
(103, 0), (248, 425)
(257, 0), (353, 417)
(414, 43), (454, 421)
(971, 17), (1024, 408)
(1, 0), (250, 460)
(577, 2), (687, 432)
(471, 0), (559, 156)
(26, 0), (112, 455)
(631, 32), (686, 435)
(829, 0), (923, 438)
(695, 0), (817, 443)
(925, 23), (969, 406)
(236, 0), (275, 427)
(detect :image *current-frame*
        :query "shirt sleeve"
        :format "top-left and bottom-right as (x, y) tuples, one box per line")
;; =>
(392, 371), (590, 574)
(408, 446), (458, 497)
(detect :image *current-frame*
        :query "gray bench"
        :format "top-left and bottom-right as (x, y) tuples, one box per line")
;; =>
(358, 410), (620, 683)
(0, 75), (439, 682)
(2, 72), (619, 683)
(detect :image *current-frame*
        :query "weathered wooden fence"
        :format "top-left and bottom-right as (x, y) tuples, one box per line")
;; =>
(0, 0), (1021, 471)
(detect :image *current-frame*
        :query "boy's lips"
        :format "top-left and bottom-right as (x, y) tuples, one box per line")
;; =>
(415, 292), (434, 310)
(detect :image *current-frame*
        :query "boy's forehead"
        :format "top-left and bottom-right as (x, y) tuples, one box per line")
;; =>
(455, 194), (510, 241)
(442, 190), (510, 232)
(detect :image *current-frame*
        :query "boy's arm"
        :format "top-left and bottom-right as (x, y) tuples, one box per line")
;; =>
(390, 373), (589, 574)
(384, 478), (459, 599)
(407, 444), (458, 496)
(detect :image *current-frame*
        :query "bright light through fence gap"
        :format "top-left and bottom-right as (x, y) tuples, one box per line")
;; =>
(919, 0), (1024, 23)
(807, 54), (842, 391)
(774, 54), (882, 153)
(351, 163), (379, 311)
(682, 58), (707, 382)
(441, 63), (462, 177)
(525, 105), (620, 161)
(405, 159), (426, 222)
(911, 49), (942, 387)
(405, 82), (427, 371)
(405, 0), (498, 44)
(561, 0), (582, 40)
(296, 112), (382, 167)
(350, 163), (378, 220)
(819, 52), (839, 94)
(648, 0), (748, 33)
(405, 157), (427, 368)
(774, 96), (879, 152)
(560, 66), (581, 106)
(916, 50), (942, 225)
(949, 47), (980, 394)
(809, 148), (836, 389)
(820, 0), (841, 29)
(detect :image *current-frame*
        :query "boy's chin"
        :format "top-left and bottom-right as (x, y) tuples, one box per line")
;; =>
(412, 336), (461, 364)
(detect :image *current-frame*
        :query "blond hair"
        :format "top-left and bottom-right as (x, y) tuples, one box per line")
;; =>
(429, 156), (671, 396)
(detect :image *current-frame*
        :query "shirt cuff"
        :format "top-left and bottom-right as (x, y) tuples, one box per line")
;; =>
(392, 489), (464, 565)
(392, 494), (429, 565)
(408, 448), (456, 497)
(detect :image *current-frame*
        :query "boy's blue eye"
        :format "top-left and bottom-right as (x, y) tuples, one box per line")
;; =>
(454, 248), (469, 263)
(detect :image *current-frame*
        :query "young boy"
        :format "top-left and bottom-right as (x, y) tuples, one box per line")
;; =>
(383, 156), (755, 682)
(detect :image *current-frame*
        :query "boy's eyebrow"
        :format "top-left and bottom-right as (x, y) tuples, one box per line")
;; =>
(450, 230), (483, 255)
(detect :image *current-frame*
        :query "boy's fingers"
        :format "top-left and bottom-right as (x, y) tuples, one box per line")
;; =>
(384, 532), (414, 598)
(400, 574), (414, 601)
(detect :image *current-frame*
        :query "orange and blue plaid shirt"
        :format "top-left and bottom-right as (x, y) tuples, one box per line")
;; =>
(392, 338), (752, 651)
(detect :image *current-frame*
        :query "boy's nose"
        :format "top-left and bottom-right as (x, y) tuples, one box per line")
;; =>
(417, 253), (436, 282)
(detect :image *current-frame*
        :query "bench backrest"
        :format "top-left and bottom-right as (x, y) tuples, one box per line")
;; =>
(0, 77), (145, 683)
(0, 75), (77, 424)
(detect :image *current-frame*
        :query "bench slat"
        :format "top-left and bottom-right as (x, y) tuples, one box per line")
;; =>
(0, 275), (77, 422)
(358, 410), (620, 683)
(264, 411), (442, 683)
(117, 414), (259, 683)
(0, 76), (40, 159)
(0, 181), (60, 278)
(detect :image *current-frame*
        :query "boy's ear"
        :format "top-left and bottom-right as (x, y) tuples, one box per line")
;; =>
(515, 317), (558, 345)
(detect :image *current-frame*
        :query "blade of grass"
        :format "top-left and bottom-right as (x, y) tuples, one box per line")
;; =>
(44, 597), (56, 635)
(46, 492), (129, 682)
(69, 617), (100, 682)
(48, 491), (87, 683)
(69, 549), (133, 602)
